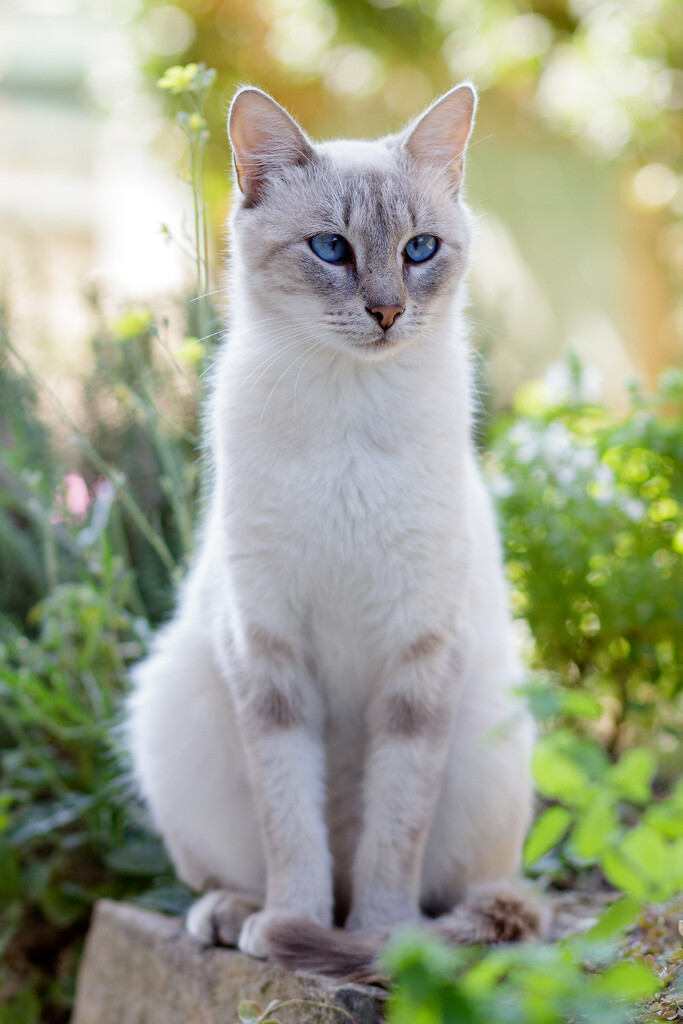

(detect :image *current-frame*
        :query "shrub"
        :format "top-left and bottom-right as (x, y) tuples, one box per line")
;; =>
(487, 362), (683, 757)
(0, 311), (198, 1023)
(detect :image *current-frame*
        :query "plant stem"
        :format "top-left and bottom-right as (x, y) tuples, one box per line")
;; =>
(2, 332), (177, 574)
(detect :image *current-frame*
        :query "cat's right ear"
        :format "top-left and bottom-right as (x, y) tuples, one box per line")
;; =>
(228, 88), (314, 205)
(402, 84), (477, 195)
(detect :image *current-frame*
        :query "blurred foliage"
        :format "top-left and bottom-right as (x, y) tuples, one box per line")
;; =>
(81, 299), (202, 620)
(384, 928), (664, 1024)
(0, 307), (202, 1023)
(136, 0), (683, 266)
(487, 360), (683, 757)
(157, 61), (216, 351)
(0, 581), (192, 1024)
(0, 328), (62, 624)
(0, 302), (202, 629)
(136, 0), (683, 161)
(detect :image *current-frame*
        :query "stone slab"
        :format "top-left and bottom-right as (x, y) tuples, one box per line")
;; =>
(71, 900), (387, 1024)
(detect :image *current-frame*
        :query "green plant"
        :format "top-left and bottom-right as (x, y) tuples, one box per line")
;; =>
(487, 362), (683, 755)
(157, 62), (218, 350)
(0, 324), (65, 623)
(383, 927), (664, 1024)
(0, 310), (200, 1022)
(0, 566), (193, 1023)
(525, 725), (683, 901)
(1, 303), (201, 626)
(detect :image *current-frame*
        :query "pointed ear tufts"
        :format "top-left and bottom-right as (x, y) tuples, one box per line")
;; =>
(403, 83), (477, 194)
(228, 88), (314, 205)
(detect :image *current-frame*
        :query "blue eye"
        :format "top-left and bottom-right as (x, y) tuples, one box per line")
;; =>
(309, 233), (350, 263)
(405, 234), (438, 263)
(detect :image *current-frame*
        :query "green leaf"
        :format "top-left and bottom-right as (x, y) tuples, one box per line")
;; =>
(557, 690), (602, 720)
(237, 1001), (263, 1024)
(8, 793), (94, 845)
(569, 793), (618, 861)
(523, 805), (572, 866)
(594, 959), (661, 1000)
(644, 800), (683, 839)
(0, 841), (21, 901)
(607, 748), (656, 803)
(673, 837), (683, 888)
(39, 885), (85, 928)
(585, 896), (644, 940)
(601, 825), (674, 900)
(0, 989), (41, 1024)
(532, 737), (591, 806)
(105, 839), (171, 877)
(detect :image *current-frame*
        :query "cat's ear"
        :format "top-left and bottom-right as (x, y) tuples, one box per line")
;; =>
(403, 84), (477, 194)
(228, 88), (314, 205)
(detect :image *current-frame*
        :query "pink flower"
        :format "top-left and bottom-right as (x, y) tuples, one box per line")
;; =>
(52, 473), (92, 523)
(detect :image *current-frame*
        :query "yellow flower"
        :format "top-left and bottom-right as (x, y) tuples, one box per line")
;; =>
(157, 64), (200, 94)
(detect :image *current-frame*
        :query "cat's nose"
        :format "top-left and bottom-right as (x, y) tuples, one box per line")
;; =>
(367, 304), (404, 329)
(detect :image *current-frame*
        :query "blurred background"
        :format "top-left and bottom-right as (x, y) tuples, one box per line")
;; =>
(2, 0), (682, 407)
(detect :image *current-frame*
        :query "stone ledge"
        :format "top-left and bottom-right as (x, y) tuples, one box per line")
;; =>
(72, 900), (386, 1024)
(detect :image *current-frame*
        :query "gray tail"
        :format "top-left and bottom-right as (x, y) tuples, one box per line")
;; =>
(264, 918), (388, 985)
(265, 885), (548, 983)
(432, 882), (550, 945)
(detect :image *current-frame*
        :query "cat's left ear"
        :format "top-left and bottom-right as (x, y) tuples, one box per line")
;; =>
(403, 84), (477, 194)
(228, 88), (314, 205)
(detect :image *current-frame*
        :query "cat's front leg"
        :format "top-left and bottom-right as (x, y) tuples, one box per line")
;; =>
(217, 623), (333, 956)
(346, 634), (458, 933)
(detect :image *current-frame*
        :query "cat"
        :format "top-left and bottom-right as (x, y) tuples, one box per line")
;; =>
(126, 82), (546, 981)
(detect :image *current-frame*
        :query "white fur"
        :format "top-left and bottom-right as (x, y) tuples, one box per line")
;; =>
(127, 87), (534, 958)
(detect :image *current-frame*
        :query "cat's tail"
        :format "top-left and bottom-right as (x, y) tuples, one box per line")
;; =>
(264, 918), (388, 984)
(264, 882), (549, 984)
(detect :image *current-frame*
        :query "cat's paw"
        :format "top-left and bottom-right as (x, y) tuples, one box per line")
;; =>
(238, 909), (295, 959)
(186, 889), (262, 946)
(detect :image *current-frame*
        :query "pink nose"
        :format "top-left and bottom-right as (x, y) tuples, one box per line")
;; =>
(368, 304), (404, 329)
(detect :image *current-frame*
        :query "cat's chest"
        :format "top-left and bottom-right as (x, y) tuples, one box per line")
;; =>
(245, 424), (445, 551)
(218, 349), (468, 640)
(225, 417), (465, 631)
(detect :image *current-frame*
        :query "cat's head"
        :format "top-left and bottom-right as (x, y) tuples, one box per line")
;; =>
(228, 85), (476, 360)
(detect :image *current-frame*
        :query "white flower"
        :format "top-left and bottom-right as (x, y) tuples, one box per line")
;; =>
(489, 474), (514, 498)
(623, 498), (646, 521)
(543, 359), (603, 404)
(508, 422), (537, 446)
(556, 465), (577, 486)
(594, 464), (616, 488)
(542, 422), (573, 458)
(574, 448), (597, 472)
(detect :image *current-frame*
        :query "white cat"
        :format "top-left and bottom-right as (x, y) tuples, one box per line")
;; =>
(127, 83), (544, 979)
